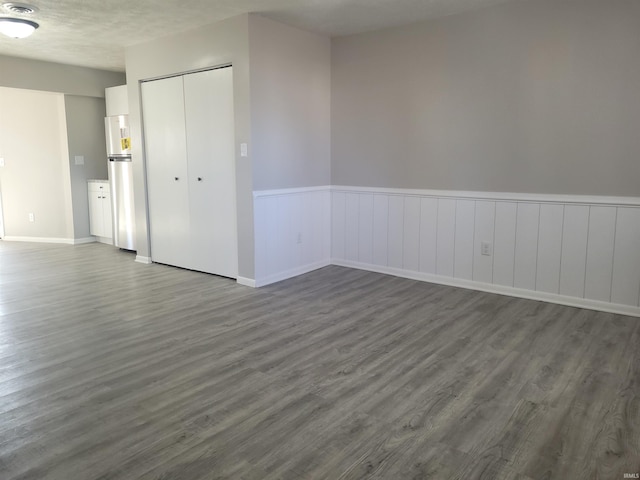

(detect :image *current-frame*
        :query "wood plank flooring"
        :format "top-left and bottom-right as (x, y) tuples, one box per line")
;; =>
(0, 241), (638, 479)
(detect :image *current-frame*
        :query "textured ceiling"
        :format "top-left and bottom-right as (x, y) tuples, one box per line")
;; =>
(0, 0), (516, 72)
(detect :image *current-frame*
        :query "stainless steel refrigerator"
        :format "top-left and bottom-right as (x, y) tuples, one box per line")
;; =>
(105, 115), (136, 251)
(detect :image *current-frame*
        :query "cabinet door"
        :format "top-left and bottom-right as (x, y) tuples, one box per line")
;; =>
(183, 67), (238, 278)
(88, 190), (104, 237)
(101, 190), (113, 239)
(141, 76), (191, 269)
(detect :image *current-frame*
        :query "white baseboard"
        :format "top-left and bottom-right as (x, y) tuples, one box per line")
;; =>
(332, 259), (640, 318)
(255, 260), (331, 287)
(73, 237), (96, 245)
(94, 236), (114, 245)
(2, 236), (76, 245)
(2, 236), (113, 247)
(135, 255), (152, 264)
(236, 276), (256, 288)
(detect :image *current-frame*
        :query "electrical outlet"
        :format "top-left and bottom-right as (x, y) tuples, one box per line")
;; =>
(480, 241), (492, 256)
(0, 157), (4, 167)
(297, 232), (302, 244)
(28, 212), (35, 222)
(74, 155), (84, 165)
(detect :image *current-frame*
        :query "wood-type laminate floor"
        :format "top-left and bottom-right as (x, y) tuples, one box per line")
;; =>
(0, 241), (638, 479)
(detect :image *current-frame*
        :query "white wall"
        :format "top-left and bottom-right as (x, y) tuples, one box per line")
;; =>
(254, 187), (331, 286)
(0, 87), (74, 241)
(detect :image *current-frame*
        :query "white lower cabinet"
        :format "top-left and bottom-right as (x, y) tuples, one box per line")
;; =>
(141, 66), (238, 278)
(88, 181), (112, 239)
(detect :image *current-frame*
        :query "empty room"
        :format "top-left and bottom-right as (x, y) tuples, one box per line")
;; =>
(0, 0), (638, 478)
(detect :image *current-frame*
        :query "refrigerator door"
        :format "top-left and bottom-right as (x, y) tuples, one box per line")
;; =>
(105, 115), (131, 157)
(108, 158), (136, 250)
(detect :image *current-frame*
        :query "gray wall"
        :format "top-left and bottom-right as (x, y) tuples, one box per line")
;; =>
(331, 0), (640, 196)
(64, 95), (109, 239)
(249, 15), (331, 190)
(0, 54), (125, 97)
(125, 14), (254, 277)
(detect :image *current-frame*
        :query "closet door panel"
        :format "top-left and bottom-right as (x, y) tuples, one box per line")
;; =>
(141, 76), (191, 269)
(183, 67), (238, 277)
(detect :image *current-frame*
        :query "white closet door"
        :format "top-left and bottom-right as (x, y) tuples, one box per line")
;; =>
(183, 67), (238, 278)
(141, 76), (192, 269)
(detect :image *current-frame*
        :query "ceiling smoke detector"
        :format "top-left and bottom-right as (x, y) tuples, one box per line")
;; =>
(2, 2), (38, 14)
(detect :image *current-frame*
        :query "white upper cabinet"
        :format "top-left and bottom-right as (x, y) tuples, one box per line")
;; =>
(105, 85), (129, 117)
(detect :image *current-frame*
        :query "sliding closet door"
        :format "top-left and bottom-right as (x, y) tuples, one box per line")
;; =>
(141, 76), (192, 269)
(183, 67), (238, 278)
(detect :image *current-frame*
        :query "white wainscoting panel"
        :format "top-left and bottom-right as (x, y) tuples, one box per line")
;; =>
(473, 201), (495, 284)
(454, 200), (475, 281)
(372, 195), (389, 267)
(559, 205), (589, 298)
(493, 202), (517, 287)
(536, 204), (564, 294)
(282, 194), (297, 272)
(403, 196), (421, 272)
(330, 186), (640, 317)
(387, 195), (405, 270)
(263, 195), (279, 277)
(345, 193), (359, 262)
(584, 206), (616, 303)
(419, 198), (438, 275)
(254, 187), (331, 287)
(358, 194), (374, 265)
(436, 199), (456, 277)
(331, 191), (346, 261)
(611, 207), (640, 307)
(514, 203), (540, 291)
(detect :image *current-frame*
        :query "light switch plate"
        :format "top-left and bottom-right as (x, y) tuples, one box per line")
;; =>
(74, 155), (85, 165)
(0, 157), (4, 167)
(240, 143), (248, 158)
